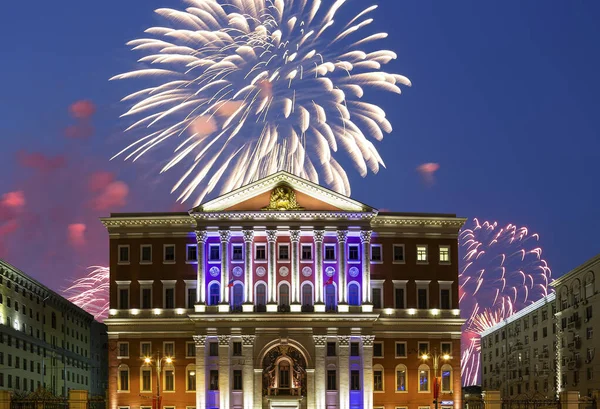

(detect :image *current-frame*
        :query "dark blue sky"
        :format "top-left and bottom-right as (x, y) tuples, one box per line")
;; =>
(1, 0), (599, 281)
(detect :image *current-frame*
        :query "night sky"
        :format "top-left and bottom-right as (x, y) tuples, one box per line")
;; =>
(1, 0), (599, 291)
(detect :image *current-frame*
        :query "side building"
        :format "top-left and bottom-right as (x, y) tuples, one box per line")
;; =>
(552, 254), (599, 398)
(0, 259), (108, 397)
(480, 293), (557, 398)
(103, 171), (466, 409)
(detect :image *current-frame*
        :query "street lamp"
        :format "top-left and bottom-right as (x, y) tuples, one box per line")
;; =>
(421, 349), (452, 409)
(143, 354), (174, 409)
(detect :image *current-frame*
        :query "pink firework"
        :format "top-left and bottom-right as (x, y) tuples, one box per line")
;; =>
(64, 266), (109, 321)
(459, 219), (552, 386)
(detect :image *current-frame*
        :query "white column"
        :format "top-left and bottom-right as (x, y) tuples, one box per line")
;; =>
(307, 368), (316, 409)
(218, 335), (230, 409)
(337, 230), (348, 307)
(219, 231), (231, 309)
(193, 335), (207, 409)
(266, 230), (278, 309)
(314, 230), (325, 311)
(195, 231), (207, 312)
(338, 336), (350, 409)
(242, 335), (255, 409)
(243, 230), (254, 312)
(360, 231), (373, 311)
(253, 369), (262, 409)
(313, 335), (327, 409)
(362, 335), (375, 409)
(290, 230), (301, 311)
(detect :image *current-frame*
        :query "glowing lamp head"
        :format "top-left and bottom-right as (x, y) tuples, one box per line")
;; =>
(421, 354), (429, 361)
(144, 357), (151, 364)
(189, 371), (195, 376)
(431, 308), (440, 316)
(165, 357), (173, 364)
(408, 308), (416, 315)
(384, 308), (394, 315)
(443, 354), (451, 361)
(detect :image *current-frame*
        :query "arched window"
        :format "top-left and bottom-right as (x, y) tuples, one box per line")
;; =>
(232, 283), (243, 309)
(256, 283), (267, 306)
(395, 364), (407, 392)
(348, 283), (360, 306)
(186, 364), (196, 391)
(373, 364), (384, 392)
(585, 272), (595, 299)
(302, 283), (313, 306)
(325, 283), (337, 312)
(279, 283), (290, 306)
(572, 279), (582, 304)
(209, 283), (220, 306)
(418, 364), (430, 392)
(441, 364), (452, 393)
(118, 364), (130, 392)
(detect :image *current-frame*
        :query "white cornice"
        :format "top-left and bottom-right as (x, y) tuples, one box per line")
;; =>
(371, 216), (466, 229)
(101, 215), (194, 228)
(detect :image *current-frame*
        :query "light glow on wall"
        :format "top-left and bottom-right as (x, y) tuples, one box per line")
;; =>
(408, 308), (416, 315)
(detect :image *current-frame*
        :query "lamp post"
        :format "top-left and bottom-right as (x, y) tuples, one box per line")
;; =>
(143, 354), (174, 409)
(421, 349), (452, 409)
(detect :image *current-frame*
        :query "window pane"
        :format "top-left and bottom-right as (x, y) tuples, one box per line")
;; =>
(396, 368), (406, 391)
(301, 245), (312, 260)
(187, 245), (197, 261)
(372, 288), (382, 309)
(279, 245), (289, 260)
(187, 288), (196, 309)
(373, 370), (383, 391)
(393, 246), (404, 262)
(232, 245), (243, 260)
(441, 289), (450, 309)
(395, 288), (404, 309)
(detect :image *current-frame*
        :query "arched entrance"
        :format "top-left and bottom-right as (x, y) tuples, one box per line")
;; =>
(262, 344), (307, 397)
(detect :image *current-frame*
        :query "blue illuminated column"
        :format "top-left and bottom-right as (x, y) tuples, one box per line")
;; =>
(360, 231), (372, 309)
(219, 230), (231, 309)
(242, 230), (254, 312)
(195, 230), (207, 310)
(266, 230), (278, 307)
(314, 230), (325, 310)
(337, 230), (348, 306)
(193, 335), (207, 409)
(290, 230), (301, 309)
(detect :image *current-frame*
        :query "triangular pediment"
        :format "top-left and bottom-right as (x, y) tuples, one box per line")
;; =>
(192, 171), (375, 213)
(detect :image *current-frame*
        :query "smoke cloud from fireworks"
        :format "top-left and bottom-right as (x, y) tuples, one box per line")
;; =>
(112, 0), (410, 205)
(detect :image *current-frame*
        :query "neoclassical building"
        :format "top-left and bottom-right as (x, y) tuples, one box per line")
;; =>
(103, 172), (465, 409)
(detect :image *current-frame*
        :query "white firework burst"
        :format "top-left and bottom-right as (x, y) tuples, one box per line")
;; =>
(111, 0), (410, 205)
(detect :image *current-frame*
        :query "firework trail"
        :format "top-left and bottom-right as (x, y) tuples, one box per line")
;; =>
(64, 266), (110, 321)
(459, 218), (552, 386)
(111, 0), (410, 205)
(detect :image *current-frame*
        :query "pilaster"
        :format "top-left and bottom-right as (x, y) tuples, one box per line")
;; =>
(338, 336), (350, 409)
(218, 335), (231, 409)
(314, 335), (327, 409)
(242, 335), (255, 409)
(253, 369), (262, 409)
(314, 230), (325, 311)
(290, 230), (301, 311)
(337, 230), (348, 307)
(219, 230), (231, 309)
(243, 230), (254, 312)
(195, 230), (207, 312)
(193, 335), (207, 409)
(266, 230), (278, 309)
(362, 335), (375, 409)
(360, 231), (372, 310)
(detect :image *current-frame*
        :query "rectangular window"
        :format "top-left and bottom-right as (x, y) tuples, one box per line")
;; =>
(209, 342), (218, 357)
(164, 245), (175, 262)
(118, 342), (129, 358)
(371, 245), (382, 262)
(187, 288), (196, 309)
(141, 342), (151, 358)
(418, 288), (428, 309)
(187, 342), (195, 358)
(186, 245), (198, 262)
(232, 342), (242, 357)
(586, 306), (592, 320)
(327, 342), (336, 356)
(141, 369), (151, 392)
(350, 342), (360, 357)
(327, 370), (337, 390)
(439, 246), (450, 263)
(164, 370), (174, 391)
(209, 245), (220, 261)
(164, 342), (174, 358)
(233, 370), (242, 390)
(373, 342), (383, 358)
(119, 288), (129, 310)
(374, 370), (383, 391)
(324, 245), (336, 261)
(441, 342), (452, 355)
(418, 342), (429, 356)
(441, 289), (451, 309)
(187, 369), (196, 391)
(396, 342), (407, 358)
(351, 370), (360, 391)
(142, 288), (152, 309)
(301, 245), (312, 260)
(395, 288), (405, 309)
(165, 288), (175, 309)
(348, 245), (359, 261)
(141, 245), (152, 263)
(232, 245), (243, 261)
(417, 246), (428, 262)
(118, 245), (130, 263)
(119, 368), (129, 391)
(279, 244), (289, 260)
(255, 245), (266, 260)
(373, 288), (382, 309)
(209, 370), (219, 390)
(393, 245), (405, 263)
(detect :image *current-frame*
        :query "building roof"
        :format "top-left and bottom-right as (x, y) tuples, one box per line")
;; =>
(550, 253), (600, 287)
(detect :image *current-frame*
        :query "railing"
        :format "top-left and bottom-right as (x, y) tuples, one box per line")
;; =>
(266, 387), (301, 396)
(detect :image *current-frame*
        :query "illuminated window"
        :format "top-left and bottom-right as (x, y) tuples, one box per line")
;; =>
(396, 364), (407, 392)
(187, 366), (196, 391)
(209, 283), (220, 306)
(373, 367), (384, 391)
(417, 246), (428, 263)
(141, 369), (151, 392)
(232, 245), (243, 261)
(118, 365), (129, 392)
(441, 364), (452, 392)
(209, 370), (219, 390)
(439, 246), (450, 263)
(348, 283), (360, 306)
(418, 364), (430, 392)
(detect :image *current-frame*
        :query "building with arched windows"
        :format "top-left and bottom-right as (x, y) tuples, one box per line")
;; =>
(103, 172), (465, 409)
